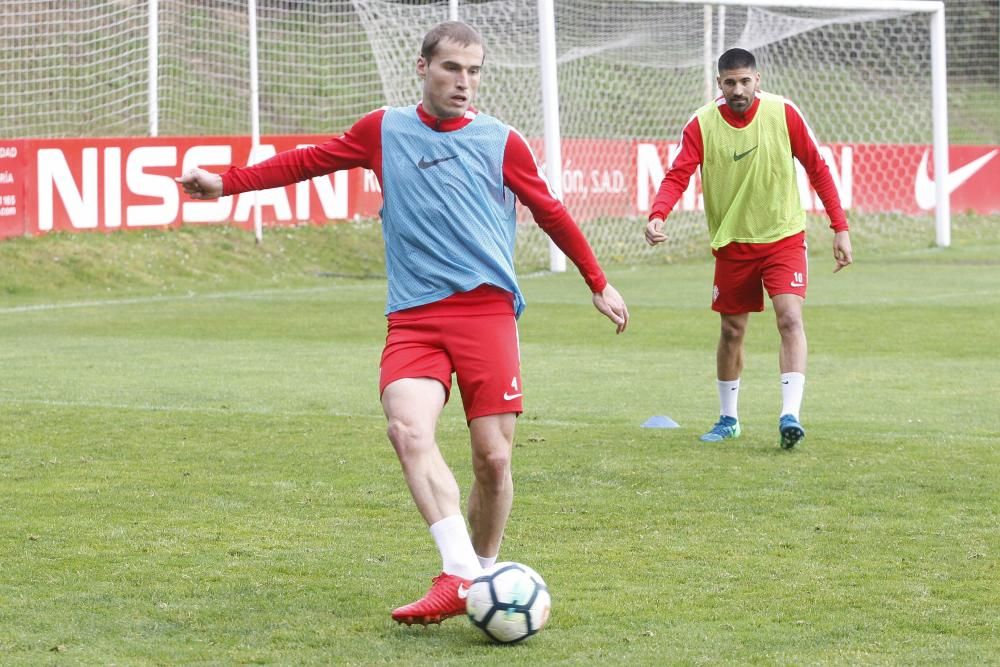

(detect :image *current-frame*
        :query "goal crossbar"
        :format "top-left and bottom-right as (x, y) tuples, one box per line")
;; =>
(533, 0), (951, 262)
(631, 0), (942, 11)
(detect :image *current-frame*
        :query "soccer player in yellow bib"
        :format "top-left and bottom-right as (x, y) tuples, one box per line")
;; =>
(645, 48), (852, 449)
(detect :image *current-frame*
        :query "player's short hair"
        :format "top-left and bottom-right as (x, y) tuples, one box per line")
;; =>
(421, 21), (485, 63)
(718, 48), (756, 74)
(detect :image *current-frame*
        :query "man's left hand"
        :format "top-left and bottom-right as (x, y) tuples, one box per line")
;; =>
(593, 284), (629, 334)
(833, 230), (853, 273)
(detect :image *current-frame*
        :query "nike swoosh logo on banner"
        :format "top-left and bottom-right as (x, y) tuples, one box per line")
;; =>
(457, 584), (469, 599)
(733, 146), (757, 161)
(503, 392), (523, 401)
(914, 148), (998, 209)
(417, 154), (459, 169)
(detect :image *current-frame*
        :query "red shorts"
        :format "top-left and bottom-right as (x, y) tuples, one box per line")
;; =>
(379, 286), (522, 421)
(712, 235), (808, 314)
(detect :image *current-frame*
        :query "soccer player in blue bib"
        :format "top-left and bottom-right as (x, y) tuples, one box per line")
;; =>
(178, 21), (628, 625)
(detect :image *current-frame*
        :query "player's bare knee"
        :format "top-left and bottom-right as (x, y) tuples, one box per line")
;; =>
(386, 418), (434, 458)
(472, 449), (512, 488)
(775, 312), (804, 339)
(720, 320), (746, 343)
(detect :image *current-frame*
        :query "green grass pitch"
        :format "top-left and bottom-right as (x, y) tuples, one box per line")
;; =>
(0, 225), (998, 664)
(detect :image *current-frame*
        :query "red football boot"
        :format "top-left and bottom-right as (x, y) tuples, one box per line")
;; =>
(391, 572), (472, 626)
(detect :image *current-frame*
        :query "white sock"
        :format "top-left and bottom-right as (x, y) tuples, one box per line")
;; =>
(718, 379), (740, 420)
(477, 553), (498, 571)
(429, 515), (481, 580)
(780, 372), (805, 419)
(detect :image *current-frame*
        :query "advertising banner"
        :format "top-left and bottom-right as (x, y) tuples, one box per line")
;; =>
(3, 136), (997, 239)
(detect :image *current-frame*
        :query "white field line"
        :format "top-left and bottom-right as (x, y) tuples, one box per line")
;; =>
(0, 284), (384, 314)
(817, 289), (1000, 306)
(0, 396), (581, 426)
(0, 272), (572, 315)
(0, 271), (573, 316)
(0, 396), (379, 418)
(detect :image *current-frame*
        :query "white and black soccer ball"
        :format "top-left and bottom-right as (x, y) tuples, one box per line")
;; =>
(465, 561), (551, 644)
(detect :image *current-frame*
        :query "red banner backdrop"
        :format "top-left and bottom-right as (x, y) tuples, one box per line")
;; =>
(2, 136), (998, 240)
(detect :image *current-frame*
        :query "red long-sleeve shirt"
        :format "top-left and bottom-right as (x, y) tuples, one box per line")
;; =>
(222, 104), (608, 293)
(650, 94), (848, 258)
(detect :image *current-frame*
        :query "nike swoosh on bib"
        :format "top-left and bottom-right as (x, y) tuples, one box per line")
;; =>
(417, 155), (459, 169)
(914, 148), (998, 209)
(733, 146), (757, 161)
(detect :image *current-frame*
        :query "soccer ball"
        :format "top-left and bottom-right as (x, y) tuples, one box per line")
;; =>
(465, 561), (551, 643)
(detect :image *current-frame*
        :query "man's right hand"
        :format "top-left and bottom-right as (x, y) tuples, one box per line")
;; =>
(644, 217), (668, 246)
(175, 168), (224, 200)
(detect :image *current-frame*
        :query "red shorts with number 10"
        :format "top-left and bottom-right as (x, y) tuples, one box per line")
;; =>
(712, 233), (808, 314)
(379, 285), (523, 422)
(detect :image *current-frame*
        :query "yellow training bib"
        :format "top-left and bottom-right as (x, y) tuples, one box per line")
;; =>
(697, 92), (806, 249)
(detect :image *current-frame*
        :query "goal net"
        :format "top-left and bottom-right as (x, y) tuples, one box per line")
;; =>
(0, 1), (384, 139)
(0, 2), (151, 138)
(4, 1), (994, 264)
(352, 0), (943, 269)
(161, 1), (385, 137)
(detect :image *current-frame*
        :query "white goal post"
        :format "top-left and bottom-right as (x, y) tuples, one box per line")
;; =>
(351, 0), (953, 270)
(642, 0), (951, 249)
(531, 0), (949, 271)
